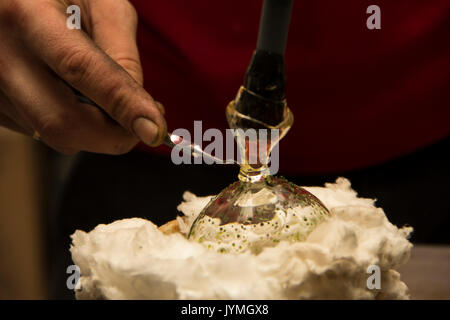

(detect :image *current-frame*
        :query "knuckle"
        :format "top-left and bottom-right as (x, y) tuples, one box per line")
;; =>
(58, 47), (94, 84)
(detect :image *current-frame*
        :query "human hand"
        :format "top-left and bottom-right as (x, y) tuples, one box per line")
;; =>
(0, 0), (166, 154)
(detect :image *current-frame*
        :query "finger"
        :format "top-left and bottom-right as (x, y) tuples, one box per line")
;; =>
(0, 42), (140, 155)
(85, 0), (143, 85)
(22, 2), (166, 147)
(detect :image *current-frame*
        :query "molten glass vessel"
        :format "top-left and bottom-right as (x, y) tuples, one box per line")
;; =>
(188, 88), (330, 254)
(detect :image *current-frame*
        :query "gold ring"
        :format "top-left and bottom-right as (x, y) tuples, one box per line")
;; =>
(32, 131), (41, 141)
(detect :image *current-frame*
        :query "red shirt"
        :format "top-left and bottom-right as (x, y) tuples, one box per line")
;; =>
(130, 0), (450, 174)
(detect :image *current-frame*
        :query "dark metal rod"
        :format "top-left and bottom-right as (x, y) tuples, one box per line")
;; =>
(256, 0), (294, 55)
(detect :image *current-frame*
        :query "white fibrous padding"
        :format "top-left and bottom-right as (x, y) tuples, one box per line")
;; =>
(70, 178), (412, 300)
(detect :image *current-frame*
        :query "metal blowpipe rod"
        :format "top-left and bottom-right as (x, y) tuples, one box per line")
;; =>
(233, 0), (294, 126)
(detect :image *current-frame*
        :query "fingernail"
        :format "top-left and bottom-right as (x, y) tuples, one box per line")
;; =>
(133, 117), (159, 146)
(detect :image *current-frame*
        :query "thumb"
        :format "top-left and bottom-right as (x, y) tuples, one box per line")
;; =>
(86, 0), (144, 85)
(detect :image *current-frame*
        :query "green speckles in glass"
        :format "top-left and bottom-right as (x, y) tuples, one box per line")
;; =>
(188, 176), (330, 254)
